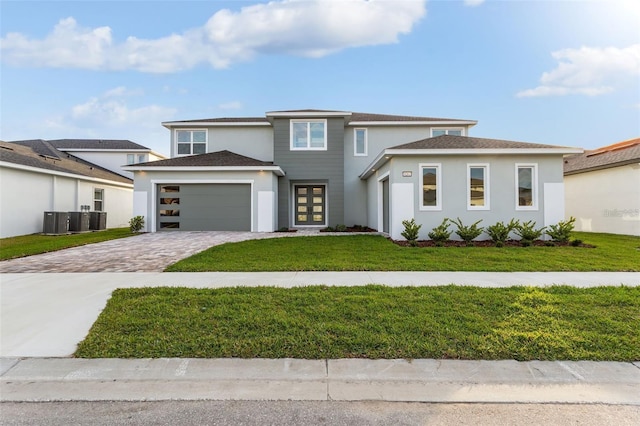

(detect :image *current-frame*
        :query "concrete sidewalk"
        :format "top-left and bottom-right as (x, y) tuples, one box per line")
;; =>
(1, 272), (639, 357)
(2, 358), (639, 404)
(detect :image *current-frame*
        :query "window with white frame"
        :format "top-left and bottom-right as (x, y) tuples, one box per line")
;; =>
(467, 164), (490, 210)
(354, 128), (367, 156)
(516, 164), (538, 210)
(432, 128), (463, 137)
(137, 154), (146, 163)
(94, 188), (104, 211)
(127, 154), (135, 165)
(420, 163), (442, 210)
(291, 120), (327, 150)
(176, 130), (207, 155)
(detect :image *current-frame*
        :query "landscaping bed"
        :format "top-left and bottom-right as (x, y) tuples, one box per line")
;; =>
(391, 239), (595, 248)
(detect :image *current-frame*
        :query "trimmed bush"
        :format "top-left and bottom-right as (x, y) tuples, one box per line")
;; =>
(486, 219), (519, 247)
(546, 217), (576, 243)
(401, 218), (422, 247)
(515, 220), (545, 246)
(129, 216), (145, 233)
(450, 217), (484, 246)
(428, 218), (453, 246)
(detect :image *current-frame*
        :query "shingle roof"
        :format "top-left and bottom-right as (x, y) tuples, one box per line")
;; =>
(349, 112), (472, 123)
(135, 150), (275, 167)
(47, 139), (150, 150)
(390, 134), (571, 150)
(564, 137), (640, 175)
(163, 117), (270, 124)
(0, 141), (132, 184)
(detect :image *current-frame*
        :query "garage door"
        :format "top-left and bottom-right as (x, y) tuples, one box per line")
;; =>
(157, 184), (251, 231)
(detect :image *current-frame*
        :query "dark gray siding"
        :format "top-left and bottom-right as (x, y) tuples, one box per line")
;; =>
(273, 118), (344, 227)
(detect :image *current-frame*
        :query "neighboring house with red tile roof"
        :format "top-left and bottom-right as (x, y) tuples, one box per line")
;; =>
(0, 140), (137, 237)
(564, 137), (640, 236)
(125, 109), (582, 239)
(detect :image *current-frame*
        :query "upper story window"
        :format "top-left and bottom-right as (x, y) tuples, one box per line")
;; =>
(127, 154), (135, 165)
(468, 164), (490, 210)
(291, 120), (327, 150)
(432, 128), (464, 137)
(176, 130), (207, 155)
(354, 128), (368, 156)
(419, 163), (442, 211)
(127, 154), (147, 165)
(515, 163), (538, 210)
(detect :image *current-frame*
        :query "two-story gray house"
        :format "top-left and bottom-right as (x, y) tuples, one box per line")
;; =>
(125, 109), (582, 240)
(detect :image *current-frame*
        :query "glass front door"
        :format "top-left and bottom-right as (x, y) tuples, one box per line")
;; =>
(295, 185), (325, 226)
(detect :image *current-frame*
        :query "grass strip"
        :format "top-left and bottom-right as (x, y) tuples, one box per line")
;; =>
(165, 232), (640, 272)
(75, 285), (640, 361)
(0, 228), (135, 260)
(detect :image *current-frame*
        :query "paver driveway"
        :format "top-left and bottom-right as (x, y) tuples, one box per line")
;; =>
(0, 231), (308, 273)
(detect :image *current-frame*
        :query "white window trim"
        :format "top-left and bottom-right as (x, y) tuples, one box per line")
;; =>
(127, 154), (135, 165)
(467, 163), (490, 211)
(419, 163), (442, 211)
(93, 188), (104, 212)
(175, 129), (208, 156)
(290, 119), (327, 151)
(431, 128), (465, 137)
(515, 163), (538, 211)
(354, 128), (368, 156)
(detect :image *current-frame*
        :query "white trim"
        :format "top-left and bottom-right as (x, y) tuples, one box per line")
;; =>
(431, 127), (466, 137)
(515, 163), (538, 211)
(290, 119), (328, 151)
(348, 120), (477, 126)
(467, 163), (490, 211)
(174, 128), (208, 157)
(93, 187), (104, 212)
(354, 128), (368, 156)
(163, 121), (271, 128)
(0, 161), (133, 189)
(123, 165), (285, 176)
(55, 148), (151, 153)
(150, 179), (255, 232)
(377, 171), (390, 232)
(291, 183), (328, 228)
(418, 163), (442, 211)
(267, 111), (351, 118)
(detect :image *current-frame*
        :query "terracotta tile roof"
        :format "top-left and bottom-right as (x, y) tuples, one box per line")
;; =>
(390, 134), (569, 150)
(135, 150), (275, 167)
(564, 137), (640, 175)
(0, 141), (132, 184)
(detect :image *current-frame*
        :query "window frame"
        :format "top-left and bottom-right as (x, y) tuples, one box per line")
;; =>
(290, 119), (327, 151)
(126, 154), (135, 165)
(354, 128), (368, 156)
(515, 163), (538, 211)
(93, 188), (104, 212)
(431, 128), (465, 137)
(175, 129), (208, 156)
(419, 163), (442, 211)
(467, 163), (490, 210)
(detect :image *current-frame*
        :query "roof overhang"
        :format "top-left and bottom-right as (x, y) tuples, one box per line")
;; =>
(564, 160), (640, 176)
(0, 161), (134, 188)
(123, 165), (285, 177)
(359, 147), (584, 179)
(161, 121), (271, 129)
(55, 148), (150, 153)
(347, 120), (478, 127)
(266, 110), (352, 118)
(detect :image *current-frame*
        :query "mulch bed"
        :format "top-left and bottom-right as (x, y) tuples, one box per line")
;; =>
(392, 239), (595, 248)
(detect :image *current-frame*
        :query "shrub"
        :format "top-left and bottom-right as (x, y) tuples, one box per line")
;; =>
(450, 217), (484, 246)
(335, 224), (347, 232)
(546, 217), (576, 243)
(485, 219), (519, 247)
(571, 239), (582, 247)
(428, 218), (452, 246)
(514, 220), (545, 246)
(401, 218), (422, 247)
(129, 216), (145, 233)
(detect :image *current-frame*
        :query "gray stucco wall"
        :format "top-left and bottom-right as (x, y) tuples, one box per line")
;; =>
(273, 117), (344, 228)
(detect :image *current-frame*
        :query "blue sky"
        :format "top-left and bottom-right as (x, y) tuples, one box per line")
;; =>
(1, 0), (639, 157)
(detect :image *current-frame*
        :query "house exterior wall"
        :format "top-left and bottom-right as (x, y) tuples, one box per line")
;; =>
(0, 166), (132, 238)
(169, 126), (274, 161)
(132, 169), (279, 232)
(64, 151), (150, 179)
(273, 117), (344, 228)
(368, 154), (564, 240)
(565, 164), (640, 236)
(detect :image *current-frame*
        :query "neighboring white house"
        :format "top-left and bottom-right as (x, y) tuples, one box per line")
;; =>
(125, 109), (582, 240)
(564, 137), (640, 236)
(0, 140), (134, 238)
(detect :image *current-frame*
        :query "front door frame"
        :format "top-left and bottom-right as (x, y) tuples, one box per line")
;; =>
(291, 182), (328, 227)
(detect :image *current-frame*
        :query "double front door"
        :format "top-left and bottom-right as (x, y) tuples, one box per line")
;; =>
(294, 185), (326, 226)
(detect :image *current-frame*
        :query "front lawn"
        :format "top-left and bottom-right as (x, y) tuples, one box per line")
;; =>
(75, 285), (640, 361)
(165, 232), (640, 272)
(0, 228), (135, 260)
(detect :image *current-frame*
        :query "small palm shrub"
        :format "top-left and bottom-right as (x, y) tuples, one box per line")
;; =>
(546, 217), (576, 243)
(485, 219), (519, 247)
(129, 216), (145, 233)
(514, 220), (545, 246)
(428, 218), (452, 246)
(401, 218), (422, 247)
(450, 217), (484, 246)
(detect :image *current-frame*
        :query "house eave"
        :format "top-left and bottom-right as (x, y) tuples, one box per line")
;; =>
(266, 111), (352, 118)
(564, 160), (640, 176)
(55, 148), (151, 153)
(348, 120), (478, 127)
(123, 165), (286, 177)
(0, 161), (134, 188)
(162, 121), (272, 129)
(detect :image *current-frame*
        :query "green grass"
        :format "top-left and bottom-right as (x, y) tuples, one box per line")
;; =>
(75, 285), (640, 361)
(0, 228), (136, 260)
(166, 232), (640, 272)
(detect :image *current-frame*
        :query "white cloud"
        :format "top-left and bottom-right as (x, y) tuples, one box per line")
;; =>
(517, 44), (640, 98)
(218, 101), (243, 110)
(0, 0), (427, 73)
(464, 0), (485, 6)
